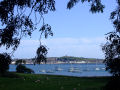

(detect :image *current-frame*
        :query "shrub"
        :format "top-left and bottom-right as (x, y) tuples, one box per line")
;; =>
(16, 64), (34, 74)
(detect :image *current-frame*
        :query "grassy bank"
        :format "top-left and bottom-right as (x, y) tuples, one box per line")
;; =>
(0, 73), (110, 90)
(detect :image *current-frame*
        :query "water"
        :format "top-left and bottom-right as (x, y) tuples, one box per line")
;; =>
(9, 64), (111, 77)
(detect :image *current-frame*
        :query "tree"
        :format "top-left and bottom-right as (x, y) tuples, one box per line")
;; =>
(67, 0), (104, 13)
(102, 0), (120, 77)
(35, 45), (48, 64)
(102, 32), (120, 76)
(16, 64), (34, 74)
(0, 53), (11, 75)
(15, 59), (34, 73)
(0, 0), (55, 63)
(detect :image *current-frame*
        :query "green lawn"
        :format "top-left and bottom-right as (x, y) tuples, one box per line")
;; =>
(0, 73), (110, 90)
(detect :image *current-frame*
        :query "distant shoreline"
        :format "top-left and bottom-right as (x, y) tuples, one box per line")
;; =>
(10, 62), (104, 65)
(12, 56), (104, 64)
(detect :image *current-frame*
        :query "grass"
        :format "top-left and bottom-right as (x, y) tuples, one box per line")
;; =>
(0, 73), (110, 90)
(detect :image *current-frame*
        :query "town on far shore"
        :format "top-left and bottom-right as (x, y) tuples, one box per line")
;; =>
(11, 56), (104, 64)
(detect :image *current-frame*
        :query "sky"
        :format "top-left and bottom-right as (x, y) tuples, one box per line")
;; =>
(0, 0), (117, 59)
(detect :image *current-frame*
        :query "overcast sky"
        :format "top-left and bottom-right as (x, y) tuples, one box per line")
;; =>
(0, 0), (116, 59)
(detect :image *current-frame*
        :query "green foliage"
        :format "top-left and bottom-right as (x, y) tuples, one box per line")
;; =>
(35, 45), (48, 64)
(102, 32), (120, 76)
(0, 53), (11, 75)
(57, 56), (99, 62)
(40, 24), (53, 38)
(102, 1), (120, 77)
(0, 0), (55, 63)
(16, 64), (34, 74)
(67, 0), (80, 9)
(58, 56), (84, 61)
(110, 2), (120, 32)
(67, 0), (105, 13)
(0, 0), (55, 51)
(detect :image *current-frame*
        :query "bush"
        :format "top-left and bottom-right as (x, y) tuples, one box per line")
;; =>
(16, 64), (34, 74)
(0, 53), (11, 75)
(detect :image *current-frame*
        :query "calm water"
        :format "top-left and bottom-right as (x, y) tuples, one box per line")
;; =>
(9, 64), (111, 77)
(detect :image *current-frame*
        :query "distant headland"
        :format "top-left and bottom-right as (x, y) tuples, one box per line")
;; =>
(11, 56), (104, 64)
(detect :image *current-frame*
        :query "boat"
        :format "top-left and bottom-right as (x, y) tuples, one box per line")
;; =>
(72, 69), (81, 73)
(55, 67), (63, 71)
(100, 67), (105, 71)
(55, 64), (63, 71)
(82, 61), (90, 71)
(46, 70), (55, 73)
(95, 59), (100, 71)
(68, 67), (74, 72)
(68, 67), (81, 73)
(101, 67), (105, 70)
(95, 67), (100, 71)
(39, 70), (46, 73)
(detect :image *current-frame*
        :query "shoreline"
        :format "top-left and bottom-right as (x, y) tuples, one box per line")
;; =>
(10, 63), (104, 65)
(34, 73), (111, 78)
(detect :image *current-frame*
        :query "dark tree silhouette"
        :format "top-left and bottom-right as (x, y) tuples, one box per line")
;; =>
(102, 1), (120, 76)
(15, 59), (34, 73)
(102, 32), (120, 76)
(16, 64), (34, 74)
(0, 53), (11, 75)
(36, 45), (48, 64)
(101, 2), (120, 89)
(0, 0), (55, 63)
(0, 0), (55, 50)
(67, 0), (104, 13)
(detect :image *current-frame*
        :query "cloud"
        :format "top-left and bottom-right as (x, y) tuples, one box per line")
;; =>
(0, 37), (106, 59)
(42, 37), (105, 46)
(42, 37), (105, 58)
